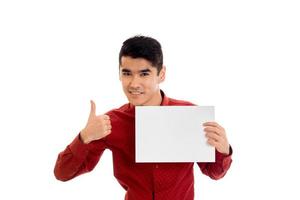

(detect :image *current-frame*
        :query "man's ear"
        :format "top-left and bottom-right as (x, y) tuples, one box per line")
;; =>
(158, 66), (166, 83)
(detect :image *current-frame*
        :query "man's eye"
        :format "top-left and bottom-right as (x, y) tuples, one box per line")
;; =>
(140, 72), (149, 77)
(122, 72), (131, 76)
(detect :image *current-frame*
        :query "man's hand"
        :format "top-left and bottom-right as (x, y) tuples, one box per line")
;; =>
(203, 122), (230, 155)
(80, 100), (112, 144)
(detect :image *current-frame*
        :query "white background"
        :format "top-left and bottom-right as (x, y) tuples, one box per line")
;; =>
(0, 0), (299, 199)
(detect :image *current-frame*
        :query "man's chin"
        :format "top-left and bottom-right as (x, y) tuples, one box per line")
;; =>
(127, 97), (146, 106)
(129, 100), (144, 106)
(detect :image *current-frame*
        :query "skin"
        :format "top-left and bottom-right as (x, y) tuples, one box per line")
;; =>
(203, 122), (230, 155)
(80, 56), (230, 155)
(119, 56), (166, 106)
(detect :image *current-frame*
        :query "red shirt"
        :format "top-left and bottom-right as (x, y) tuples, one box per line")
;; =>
(54, 91), (232, 200)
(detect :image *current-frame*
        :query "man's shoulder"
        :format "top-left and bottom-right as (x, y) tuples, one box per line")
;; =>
(167, 97), (196, 106)
(104, 103), (132, 119)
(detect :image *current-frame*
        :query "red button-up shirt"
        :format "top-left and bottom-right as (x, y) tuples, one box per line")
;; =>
(54, 91), (232, 200)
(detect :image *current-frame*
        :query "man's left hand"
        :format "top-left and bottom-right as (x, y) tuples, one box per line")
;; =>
(203, 122), (230, 155)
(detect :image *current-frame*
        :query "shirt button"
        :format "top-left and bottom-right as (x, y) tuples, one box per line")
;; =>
(155, 165), (159, 168)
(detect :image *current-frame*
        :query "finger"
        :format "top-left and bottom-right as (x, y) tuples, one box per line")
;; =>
(203, 122), (224, 130)
(103, 115), (110, 120)
(96, 115), (110, 121)
(205, 130), (228, 144)
(204, 126), (224, 137)
(104, 129), (112, 136)
(89, 100), (96, 117)
(203, 126), (218, 133)
(106, 124), (112, 130)
(203, 121), (216, 126)
(205, 131), (222, 142)
(207, 138), (223, 150)
(103, 123), (112, 131)
(105, 120), (111, 126)
(207, 138), (217, 147)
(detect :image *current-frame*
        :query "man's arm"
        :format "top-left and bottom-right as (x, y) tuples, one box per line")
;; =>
(197, 146), (232, 180)
(54, 100), (112, 181)
(54, 134), (106, 181)
(197, 122), (233, 179)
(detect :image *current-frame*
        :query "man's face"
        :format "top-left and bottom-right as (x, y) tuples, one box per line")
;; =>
(119, 56), (165, 106)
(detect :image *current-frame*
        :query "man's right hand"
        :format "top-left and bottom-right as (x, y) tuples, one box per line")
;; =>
(80, 100), (112, 144)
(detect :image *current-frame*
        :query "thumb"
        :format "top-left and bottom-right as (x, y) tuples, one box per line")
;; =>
(89, 100), (96, 117)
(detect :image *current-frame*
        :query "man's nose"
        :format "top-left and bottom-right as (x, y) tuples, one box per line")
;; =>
(129, 75), (141, 87)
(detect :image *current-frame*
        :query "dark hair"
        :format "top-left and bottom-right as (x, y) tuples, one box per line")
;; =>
(119, 35), (163, 74)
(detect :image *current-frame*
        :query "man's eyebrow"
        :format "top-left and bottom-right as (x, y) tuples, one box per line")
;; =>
(121, 68), (152, 73)
(121, 68), (131, 72)
(139, 68), (151, 73)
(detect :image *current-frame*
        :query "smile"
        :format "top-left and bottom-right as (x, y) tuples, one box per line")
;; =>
(129, 91), (144, 95)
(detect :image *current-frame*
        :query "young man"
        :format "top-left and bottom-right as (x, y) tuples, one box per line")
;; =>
(54, 35), (233, 200)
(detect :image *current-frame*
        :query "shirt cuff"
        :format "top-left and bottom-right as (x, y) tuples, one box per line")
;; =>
(216, 145), (233, 157)
(68, 133), (90, 161)
(216, 145), (233, 164)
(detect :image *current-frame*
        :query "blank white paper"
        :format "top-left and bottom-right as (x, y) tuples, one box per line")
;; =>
(135, 106), (215, 163)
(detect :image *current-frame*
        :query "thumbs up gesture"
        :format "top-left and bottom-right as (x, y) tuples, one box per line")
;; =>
(80, 100), (112, 144)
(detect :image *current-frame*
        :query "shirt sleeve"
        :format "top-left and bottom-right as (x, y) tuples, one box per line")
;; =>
(197, 146), (233, 180)
(54, 133), (107, 181)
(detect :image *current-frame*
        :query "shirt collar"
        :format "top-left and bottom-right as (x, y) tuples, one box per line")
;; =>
(160, 90), (169, 106)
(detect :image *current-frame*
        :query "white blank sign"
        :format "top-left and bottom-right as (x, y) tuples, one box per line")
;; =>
(135, 106), (215, 163)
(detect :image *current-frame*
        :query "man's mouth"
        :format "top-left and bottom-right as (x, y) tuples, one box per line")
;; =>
(129, 91), (144, 95)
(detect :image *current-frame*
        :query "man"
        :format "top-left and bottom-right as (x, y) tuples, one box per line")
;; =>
(54, 35), (233, 200)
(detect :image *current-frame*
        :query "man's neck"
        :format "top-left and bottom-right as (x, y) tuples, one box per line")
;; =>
(150, 90), (163, 106)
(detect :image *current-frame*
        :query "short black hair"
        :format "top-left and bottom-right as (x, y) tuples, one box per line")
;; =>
(119, 35), (163, 74)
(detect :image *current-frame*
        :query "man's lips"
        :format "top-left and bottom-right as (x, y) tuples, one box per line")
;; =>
(129, 91), (144, 95)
